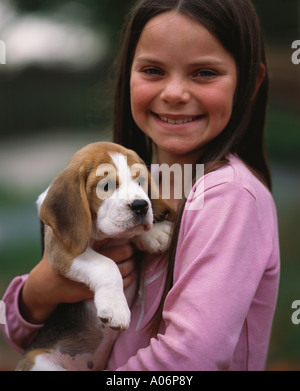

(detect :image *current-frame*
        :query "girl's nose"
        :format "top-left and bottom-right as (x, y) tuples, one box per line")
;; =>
(160, 77), (190, 104)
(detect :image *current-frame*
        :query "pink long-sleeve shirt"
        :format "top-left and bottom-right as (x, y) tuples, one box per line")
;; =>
(2, 155), (280, 371)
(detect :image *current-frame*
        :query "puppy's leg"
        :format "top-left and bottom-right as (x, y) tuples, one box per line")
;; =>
(65, 248), (130, 330)
(29, 353), (67, 371)
(16, 349), (67, 371)
(133, 221), (173, 254)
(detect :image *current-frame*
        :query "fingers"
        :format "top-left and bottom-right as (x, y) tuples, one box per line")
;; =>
(122, 268), (137, 290)
(99, 245), (137, 283)
(97, 243), (136, 264)
(93, 243), (138, 290)
(117, 257), (135, 278)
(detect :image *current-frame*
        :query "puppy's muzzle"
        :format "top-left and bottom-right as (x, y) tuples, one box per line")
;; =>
(129, 199), (149, 216)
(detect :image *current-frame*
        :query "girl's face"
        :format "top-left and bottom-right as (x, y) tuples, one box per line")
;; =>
(130, 11), (238, 164)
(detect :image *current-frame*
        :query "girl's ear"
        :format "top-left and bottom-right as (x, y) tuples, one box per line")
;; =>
(252, 63), (266, 100)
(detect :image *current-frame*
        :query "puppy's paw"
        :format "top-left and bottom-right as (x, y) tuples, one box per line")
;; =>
(94, 290), (131, 330)
(133, 221), (173, 254)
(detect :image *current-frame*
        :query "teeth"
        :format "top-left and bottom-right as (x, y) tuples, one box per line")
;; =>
(158, 115), (198, 124)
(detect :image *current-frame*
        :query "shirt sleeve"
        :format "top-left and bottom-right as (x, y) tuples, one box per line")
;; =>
(2, 275), (43, 354)
(116, 182), (277, 370)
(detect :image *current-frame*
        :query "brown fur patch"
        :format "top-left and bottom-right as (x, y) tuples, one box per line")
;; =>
(15, 348), (51, 371)
(44, 225), (74, 275)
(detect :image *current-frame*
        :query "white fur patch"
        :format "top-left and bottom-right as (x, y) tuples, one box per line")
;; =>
(36, 186), (49, 213)
(133, 220), (173, 254)
(65, 247), (130, 329)
(31, 354), (67, 371)
(109, 152), (132, 187)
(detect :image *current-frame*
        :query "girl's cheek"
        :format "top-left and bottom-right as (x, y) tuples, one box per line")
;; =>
(130, 87), (143, 114)
(204, 84), (234, 116)
(130, 83), (155, 115)
(130, 87), (147, 128)
(131, 80), (156, 101)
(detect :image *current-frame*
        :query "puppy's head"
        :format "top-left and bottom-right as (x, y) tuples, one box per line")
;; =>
(39, 142), (174, 256)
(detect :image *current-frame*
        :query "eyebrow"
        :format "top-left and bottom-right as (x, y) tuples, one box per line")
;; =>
(134, 57), (164, 66)
(134, 56), (226, 67)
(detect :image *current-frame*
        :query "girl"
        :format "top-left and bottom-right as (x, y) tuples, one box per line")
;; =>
(3, 0), (280, 371)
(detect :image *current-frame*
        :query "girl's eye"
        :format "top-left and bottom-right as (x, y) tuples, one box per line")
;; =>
(195, 69), (218, 79)
(142, 67), (163, 76)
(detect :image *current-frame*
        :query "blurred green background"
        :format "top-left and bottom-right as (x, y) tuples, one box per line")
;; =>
(0, 0), (300, 371)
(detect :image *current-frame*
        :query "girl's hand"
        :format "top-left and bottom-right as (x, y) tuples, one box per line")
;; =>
(92, 241), (137, 290)
(20, 242), (137, 324)
(20, 254), (93, 324)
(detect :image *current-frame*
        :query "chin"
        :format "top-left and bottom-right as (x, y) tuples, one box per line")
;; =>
(159, 143), (201, 157)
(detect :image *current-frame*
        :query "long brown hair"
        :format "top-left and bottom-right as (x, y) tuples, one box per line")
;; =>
(113, 0), (271, 336)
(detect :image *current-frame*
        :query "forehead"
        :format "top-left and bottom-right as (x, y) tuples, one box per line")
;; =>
(109, 153), (130, 182)
(133, 11), (234, 67)
(93, 150), (147, 181)
(109, 152), (148, 181)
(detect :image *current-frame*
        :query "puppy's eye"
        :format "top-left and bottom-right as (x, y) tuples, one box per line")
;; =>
(96, 178), (116, 199)
(134, 176), (148, 192)
(137, 177), (145, 187)
(97, 179), (115, 192)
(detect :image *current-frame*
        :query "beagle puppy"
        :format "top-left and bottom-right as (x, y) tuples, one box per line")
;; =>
(16, 142), (174, 371)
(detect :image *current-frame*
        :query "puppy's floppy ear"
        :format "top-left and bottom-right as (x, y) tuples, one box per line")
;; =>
(148, 172), (175, 222)
(40, 166), (91, 256)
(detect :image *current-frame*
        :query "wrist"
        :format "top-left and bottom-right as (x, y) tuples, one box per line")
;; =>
(18, 288), (42, 324)
(19, 283), (56, 324)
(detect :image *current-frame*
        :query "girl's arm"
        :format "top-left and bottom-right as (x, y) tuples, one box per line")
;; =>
(114, 181), (280, 371)
(2, 244), (136, 354)
(2, 275), (42, 354)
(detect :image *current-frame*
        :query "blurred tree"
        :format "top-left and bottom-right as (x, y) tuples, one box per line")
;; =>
(252, 0), (298, 44)
(6, 0), (299, 140)
(14, 0), (133, 45)
(14, 0), (299, 46)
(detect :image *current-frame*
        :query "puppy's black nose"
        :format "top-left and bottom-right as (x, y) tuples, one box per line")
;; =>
(129, 200), (149, 216)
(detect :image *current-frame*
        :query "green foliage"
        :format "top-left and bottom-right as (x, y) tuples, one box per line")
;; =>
(252, 0), (299, 44)
(14, 0), (300, 45)
(266, 106), (300, 164)
(0, 238), (40, 279)
(14, 0), (133, 44)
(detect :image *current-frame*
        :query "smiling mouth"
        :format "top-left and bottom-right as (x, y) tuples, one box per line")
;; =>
(154, 113), (205, 124)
